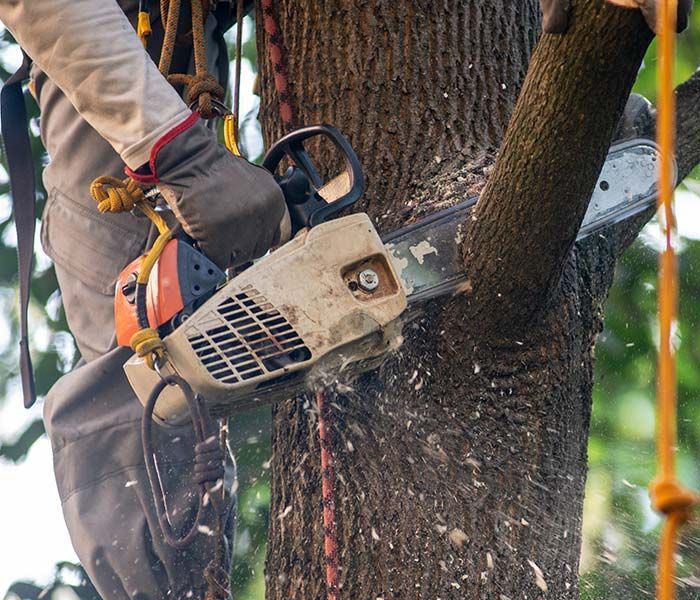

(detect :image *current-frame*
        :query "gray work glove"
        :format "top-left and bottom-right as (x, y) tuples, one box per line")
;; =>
(128, 114), (287, 269)
(541, 0), (693, 34)
(608, 0), (693, 32)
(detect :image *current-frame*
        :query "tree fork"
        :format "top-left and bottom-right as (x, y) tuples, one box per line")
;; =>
(464, 1), (653, 333)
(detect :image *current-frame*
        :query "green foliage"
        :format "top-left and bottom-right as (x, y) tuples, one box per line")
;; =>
(4, 563), (100, 600)
(580, 230), (700, 598)
(579, 10), (700, 596)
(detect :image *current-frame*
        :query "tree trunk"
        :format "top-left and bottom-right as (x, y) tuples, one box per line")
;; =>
(255, 2), (646, 598)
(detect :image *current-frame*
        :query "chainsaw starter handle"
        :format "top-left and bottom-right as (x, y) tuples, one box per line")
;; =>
(262, 124), (365, 231)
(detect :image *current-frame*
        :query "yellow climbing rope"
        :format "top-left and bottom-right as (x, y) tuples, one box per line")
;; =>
(90, 176), (145, 213)
(90, 177), (172, 370)
(159, 0), (225, 119)
(651, 2), (698, 599)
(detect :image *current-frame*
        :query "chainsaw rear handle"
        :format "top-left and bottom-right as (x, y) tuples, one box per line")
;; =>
(262, 124), (365, 232)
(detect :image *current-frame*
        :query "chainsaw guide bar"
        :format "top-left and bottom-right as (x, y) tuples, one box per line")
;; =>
(386, 138), (664, 304)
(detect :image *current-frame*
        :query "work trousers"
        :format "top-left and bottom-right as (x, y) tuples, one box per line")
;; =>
(34, 4), (236, 598)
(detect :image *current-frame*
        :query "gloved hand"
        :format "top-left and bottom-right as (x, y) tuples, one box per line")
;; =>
(607, 0), (693, 33)
(128, 113), (287, 269)
(541, 0), (693, 34)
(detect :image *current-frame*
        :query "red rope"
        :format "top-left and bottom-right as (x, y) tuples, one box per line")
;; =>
(261, 0), (295, 130)
(261, 6), (339, 596)
(317, 388), (340, 600)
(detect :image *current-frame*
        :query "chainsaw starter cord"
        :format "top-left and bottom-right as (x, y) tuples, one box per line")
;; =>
(652, 2), (698, 599)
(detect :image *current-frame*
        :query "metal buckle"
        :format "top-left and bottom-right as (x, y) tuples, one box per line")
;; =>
(153, 353), (170, 382)
(189, 98), (232, 120)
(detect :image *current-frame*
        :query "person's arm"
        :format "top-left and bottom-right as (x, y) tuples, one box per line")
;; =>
(0, 0), (190, 169)
(1, 0), (288, 268)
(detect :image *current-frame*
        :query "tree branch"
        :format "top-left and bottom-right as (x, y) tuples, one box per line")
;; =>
(676, 69), (700, 182)
(462, 0), (653, 332)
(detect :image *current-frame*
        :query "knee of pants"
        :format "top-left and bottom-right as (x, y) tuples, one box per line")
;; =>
(61, 462), (236, 600)
(46, 360), (237, 600)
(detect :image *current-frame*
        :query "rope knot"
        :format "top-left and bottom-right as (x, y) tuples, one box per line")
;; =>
(130, 327), (165, 370)
(168, 73), (225, 119)
(650, 477), (698, 521)
(90, 176), (144, 213)
(194, 435), (225, 485)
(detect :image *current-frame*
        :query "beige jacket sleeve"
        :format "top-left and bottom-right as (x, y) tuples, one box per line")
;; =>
(0, 0), (191, 169)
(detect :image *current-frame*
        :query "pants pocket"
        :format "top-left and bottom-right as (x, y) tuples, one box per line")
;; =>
(41, 186), (148, 295)
(40, 187), (149, 358)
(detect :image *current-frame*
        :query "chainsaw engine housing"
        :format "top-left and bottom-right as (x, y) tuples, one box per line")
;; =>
(115, 238), (224, 346)
(124, 213), (407, 424)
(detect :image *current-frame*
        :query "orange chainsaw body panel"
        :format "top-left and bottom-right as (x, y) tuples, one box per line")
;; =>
(115, 239), (184, 347)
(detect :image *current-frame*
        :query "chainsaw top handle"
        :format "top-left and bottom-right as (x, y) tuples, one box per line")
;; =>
(262, 124), (364, 233)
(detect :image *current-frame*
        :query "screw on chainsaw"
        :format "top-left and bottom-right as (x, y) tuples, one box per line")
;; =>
(358, 268), (379, 292)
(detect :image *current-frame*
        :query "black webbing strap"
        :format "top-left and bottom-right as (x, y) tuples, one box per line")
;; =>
(1, 52), (37, 408)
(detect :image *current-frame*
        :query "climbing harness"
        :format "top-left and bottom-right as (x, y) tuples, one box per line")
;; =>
(651, 2), (698, 599)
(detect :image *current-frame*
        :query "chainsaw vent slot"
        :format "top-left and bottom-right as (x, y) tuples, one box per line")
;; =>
(187, 287), (311, 385)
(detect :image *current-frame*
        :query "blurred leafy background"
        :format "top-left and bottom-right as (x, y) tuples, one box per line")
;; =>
(1, 9), (699, 600)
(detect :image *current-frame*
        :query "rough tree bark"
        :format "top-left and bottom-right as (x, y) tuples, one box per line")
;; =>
(254, 1), (700, 599)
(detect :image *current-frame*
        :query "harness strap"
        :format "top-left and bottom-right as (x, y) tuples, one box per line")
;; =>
(0, 52), (37, 409)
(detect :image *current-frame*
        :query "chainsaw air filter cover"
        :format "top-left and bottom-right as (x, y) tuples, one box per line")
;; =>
(124, 213), (407, 424)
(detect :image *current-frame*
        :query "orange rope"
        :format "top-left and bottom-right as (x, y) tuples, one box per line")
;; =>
(650, 2), (697, 599)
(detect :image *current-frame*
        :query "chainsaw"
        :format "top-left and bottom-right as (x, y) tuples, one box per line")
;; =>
(117, 126), (666, 424)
